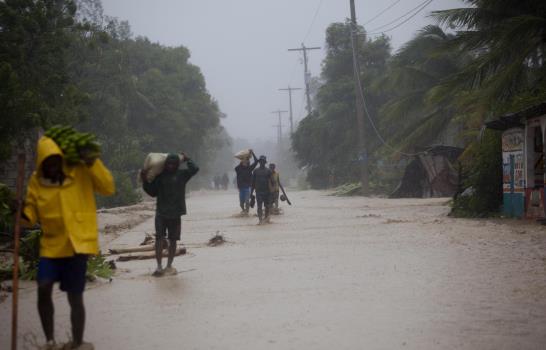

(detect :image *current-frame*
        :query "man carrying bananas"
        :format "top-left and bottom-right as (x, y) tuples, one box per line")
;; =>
(23, 135), (115, 350)
(140, 153), (199, 277)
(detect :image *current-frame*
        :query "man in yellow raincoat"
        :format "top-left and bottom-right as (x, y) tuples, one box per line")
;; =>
(23, 136), (115, 350)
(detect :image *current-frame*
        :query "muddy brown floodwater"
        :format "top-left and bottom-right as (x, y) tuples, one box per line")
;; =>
(2, 190), (546, 349)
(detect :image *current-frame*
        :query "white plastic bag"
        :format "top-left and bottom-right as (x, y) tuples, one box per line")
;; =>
(141, 153), (182, 183)
(234, 149), (251, 160)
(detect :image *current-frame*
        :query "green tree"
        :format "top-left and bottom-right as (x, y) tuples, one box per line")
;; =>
(292, 21), (391, 188)
(377, 25), (465, 154)
(433, 0), (546, 110)
(0, 0), (84, 158)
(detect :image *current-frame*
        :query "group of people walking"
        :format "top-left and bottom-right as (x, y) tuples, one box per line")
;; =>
(19, 134), (288, 349)
(21, 137), (201, 349)
(234, 150), (284, 224)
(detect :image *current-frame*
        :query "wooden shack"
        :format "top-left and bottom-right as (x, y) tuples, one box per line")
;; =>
(486, 102), (546, 218)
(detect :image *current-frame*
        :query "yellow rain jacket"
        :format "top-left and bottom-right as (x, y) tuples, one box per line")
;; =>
(23, 136), (115, 258)
(270, 171), (280, 192)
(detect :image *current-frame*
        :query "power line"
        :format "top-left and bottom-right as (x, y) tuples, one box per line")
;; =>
(368, 0), (434, 35)
(363, 0), (401, 25)
(279, 86), (303, 135)
(302, 0), (325, 43)
(368, 0), (432, 32)
(271, 110), (288, 146)
(289, 0), (324, 86)
(349, 26), (420, 157)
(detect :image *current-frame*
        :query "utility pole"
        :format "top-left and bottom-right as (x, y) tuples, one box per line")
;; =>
(271, 110), (288, 146)
(278, 86), (302, 135)
(350, 0), (369, 194)
(288, 43), (320, 116)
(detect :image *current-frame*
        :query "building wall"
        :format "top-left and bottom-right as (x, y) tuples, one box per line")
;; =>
(524, 116), (546, 219)
(502, 128), (525, 217)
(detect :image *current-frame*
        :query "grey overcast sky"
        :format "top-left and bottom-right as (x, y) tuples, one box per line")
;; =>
(101, 0), (461, 142)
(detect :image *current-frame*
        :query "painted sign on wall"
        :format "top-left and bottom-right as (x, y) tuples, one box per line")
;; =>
(502, 128), (525, 192)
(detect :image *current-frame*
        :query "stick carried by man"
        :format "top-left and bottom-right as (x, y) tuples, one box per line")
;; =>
(141, 153), (198, 277)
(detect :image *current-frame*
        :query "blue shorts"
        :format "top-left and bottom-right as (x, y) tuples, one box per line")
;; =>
(37, 255), (88, 294)
(239, 187), (251, 204)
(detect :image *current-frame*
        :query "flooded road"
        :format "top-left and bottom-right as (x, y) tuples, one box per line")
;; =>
(2, 190), (546, 349)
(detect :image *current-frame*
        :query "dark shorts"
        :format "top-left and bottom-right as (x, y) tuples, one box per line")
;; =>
(155, 215), (181, 240)
(37, 255), (89, 294)
(256, 192), (271, 205)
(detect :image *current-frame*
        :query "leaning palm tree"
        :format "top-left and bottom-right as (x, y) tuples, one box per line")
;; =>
(377, 25), (464, 154)
(432, 0), (546, 110)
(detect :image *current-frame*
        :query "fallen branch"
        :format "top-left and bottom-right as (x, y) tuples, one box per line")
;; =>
(108, 246), (154, 255)
(117, 247), (186, 262)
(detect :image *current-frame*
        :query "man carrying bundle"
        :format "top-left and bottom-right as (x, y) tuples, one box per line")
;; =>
(23, 134), (115, 350)
(234, 149), (258, 215)
(141, 153), (198, 277)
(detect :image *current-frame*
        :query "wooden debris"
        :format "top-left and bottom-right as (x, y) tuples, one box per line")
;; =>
(140, 233), (155, 246)
(109, 246), (154, 255)
(117, 247), (186, 262)
(208, 232), (226, 247)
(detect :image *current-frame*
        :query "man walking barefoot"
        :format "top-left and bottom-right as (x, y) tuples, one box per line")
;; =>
(250, 155), (273, 224)
(269, 163), (281, 214)
(141, 153), (198, 277)
(23, 136), (115, 350)
(234, 150), (258, 214)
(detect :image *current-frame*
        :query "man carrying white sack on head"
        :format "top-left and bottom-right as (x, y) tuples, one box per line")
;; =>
(140, 153), (199, 277)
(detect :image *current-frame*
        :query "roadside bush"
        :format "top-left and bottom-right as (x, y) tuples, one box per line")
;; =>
(451, 131), (503, 217)
(96, 170), (141, 209)
(0, 184), (14, 235)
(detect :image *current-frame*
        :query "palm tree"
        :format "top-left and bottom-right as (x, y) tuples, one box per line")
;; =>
(377, 25), (464, 154)
(432, 0), (546, 109)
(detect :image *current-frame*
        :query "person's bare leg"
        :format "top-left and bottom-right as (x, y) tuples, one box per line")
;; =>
(153, 235), (164, 276)
(67, 292), (85, 347)
(257, 197), (263, 223)
(37, 281), (55, 342)
(166, 239), (177, 268)
(265, 196), (271, 222)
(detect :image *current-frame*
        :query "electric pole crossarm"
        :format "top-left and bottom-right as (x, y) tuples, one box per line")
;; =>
(271, 110), (288, 146)
(288, 44), (321, 116)
(278, 86), (302, 135)
(287, 47), (321, 51)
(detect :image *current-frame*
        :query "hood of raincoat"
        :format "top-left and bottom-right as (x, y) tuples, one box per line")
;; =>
(36, 136), (63, 172)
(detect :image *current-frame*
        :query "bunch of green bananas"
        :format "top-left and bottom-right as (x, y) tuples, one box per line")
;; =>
(44, 125), (101, 165)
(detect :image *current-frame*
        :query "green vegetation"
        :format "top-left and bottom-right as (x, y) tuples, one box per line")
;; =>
(451, 131), (503, 217)
(0, 184), (14, 234)
(292, 21), (391, 189)
(0, 228), (113, 282)
(0, 0), (230, 207)
(292, 0), (546, 216)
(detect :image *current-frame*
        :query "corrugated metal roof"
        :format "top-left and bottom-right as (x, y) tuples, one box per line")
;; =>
(485, 101), (546, 131)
